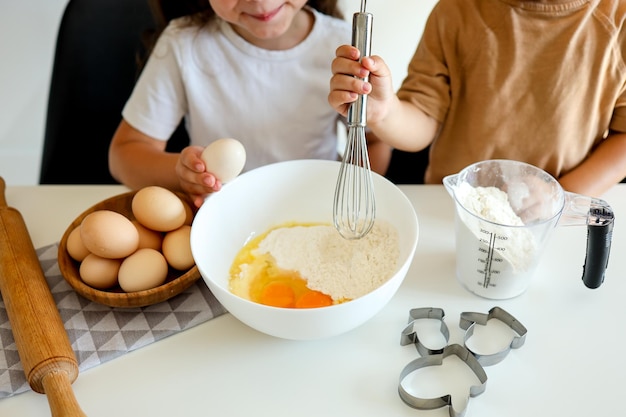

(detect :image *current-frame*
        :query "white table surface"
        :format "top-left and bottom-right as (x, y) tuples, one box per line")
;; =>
(0, 183), (624, 417)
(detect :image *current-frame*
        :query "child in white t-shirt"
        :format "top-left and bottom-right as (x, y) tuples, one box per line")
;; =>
(109, 0), (391, 207)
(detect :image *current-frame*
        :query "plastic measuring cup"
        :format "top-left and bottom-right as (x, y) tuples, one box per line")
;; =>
(443, 160), (614, 299)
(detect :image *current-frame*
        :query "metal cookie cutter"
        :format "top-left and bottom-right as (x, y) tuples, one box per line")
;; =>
(398, 343), (488, 417)
(400, 307), (450, 356)
(459, 306), (528, 366)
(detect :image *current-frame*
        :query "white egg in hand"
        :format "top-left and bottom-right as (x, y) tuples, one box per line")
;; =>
(200, 138), (246, 183)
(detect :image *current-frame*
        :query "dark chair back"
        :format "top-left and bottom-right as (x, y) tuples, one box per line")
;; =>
(384, 147), (430, 184)
(40, 0), (189, 184)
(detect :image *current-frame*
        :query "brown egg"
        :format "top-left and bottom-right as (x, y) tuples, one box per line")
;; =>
(162, 225), (194, 270)
(182, 199), (194, 226)
(132, 186), (186, 232)
(79, 253), (121, 289)
(80, 210), (139, 259)
(132, 220), (163, 251)
(118, 248), (169, 292)
(66, 225), (90, 262)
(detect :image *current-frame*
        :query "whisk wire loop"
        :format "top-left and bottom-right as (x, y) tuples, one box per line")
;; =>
(333, 126), (376, 240)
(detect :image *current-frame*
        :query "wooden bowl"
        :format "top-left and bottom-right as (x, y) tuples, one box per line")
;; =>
(58, 190), (201, 308)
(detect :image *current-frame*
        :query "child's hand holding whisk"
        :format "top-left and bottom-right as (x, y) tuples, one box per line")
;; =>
(329, 45), (396, 125)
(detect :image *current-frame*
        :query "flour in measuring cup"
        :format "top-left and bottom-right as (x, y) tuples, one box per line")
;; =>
(455, 183), (537, 272)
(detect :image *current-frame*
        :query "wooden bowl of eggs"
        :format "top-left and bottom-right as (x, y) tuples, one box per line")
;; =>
(58, 186), (201, 308)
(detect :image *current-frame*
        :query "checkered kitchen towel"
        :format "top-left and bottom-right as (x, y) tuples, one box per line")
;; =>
(0, 243), (227, 398)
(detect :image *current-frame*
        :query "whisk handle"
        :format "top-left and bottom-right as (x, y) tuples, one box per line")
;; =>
(348, 11), (373, 127)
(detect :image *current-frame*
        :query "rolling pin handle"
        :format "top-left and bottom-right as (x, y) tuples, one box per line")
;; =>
(42, 370), (87, 417)
(0, 177), (7, 207)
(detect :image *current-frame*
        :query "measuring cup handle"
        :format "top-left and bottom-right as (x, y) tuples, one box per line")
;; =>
(581, 204), (614, 289)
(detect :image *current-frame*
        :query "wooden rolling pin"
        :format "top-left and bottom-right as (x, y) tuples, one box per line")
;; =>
(0, 177), (86, 416)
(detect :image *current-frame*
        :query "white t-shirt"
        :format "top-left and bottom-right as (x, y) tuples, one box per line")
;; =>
(122, 9), (350, 172)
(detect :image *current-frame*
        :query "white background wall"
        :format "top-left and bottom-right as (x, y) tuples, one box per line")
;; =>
(0, 0), (437, 186)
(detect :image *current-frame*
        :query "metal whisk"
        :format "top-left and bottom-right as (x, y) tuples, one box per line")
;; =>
(333, 0), (375, 240)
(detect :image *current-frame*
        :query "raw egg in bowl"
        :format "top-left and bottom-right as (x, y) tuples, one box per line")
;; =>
(190, 159), (419, 340)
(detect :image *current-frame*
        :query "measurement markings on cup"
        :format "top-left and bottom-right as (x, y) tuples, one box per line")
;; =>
(478, 229), (506, 288)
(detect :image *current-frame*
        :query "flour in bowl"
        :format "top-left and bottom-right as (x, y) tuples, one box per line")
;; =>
(231, 220), (400, 304)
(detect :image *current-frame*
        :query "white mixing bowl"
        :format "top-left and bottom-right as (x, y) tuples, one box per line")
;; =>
(190, 159), (418, 340)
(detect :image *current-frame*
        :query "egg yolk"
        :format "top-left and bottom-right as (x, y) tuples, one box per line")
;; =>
(253, 274), (333, 309)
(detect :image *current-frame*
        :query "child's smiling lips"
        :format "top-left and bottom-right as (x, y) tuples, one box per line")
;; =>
(247, 5), (284, 22)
